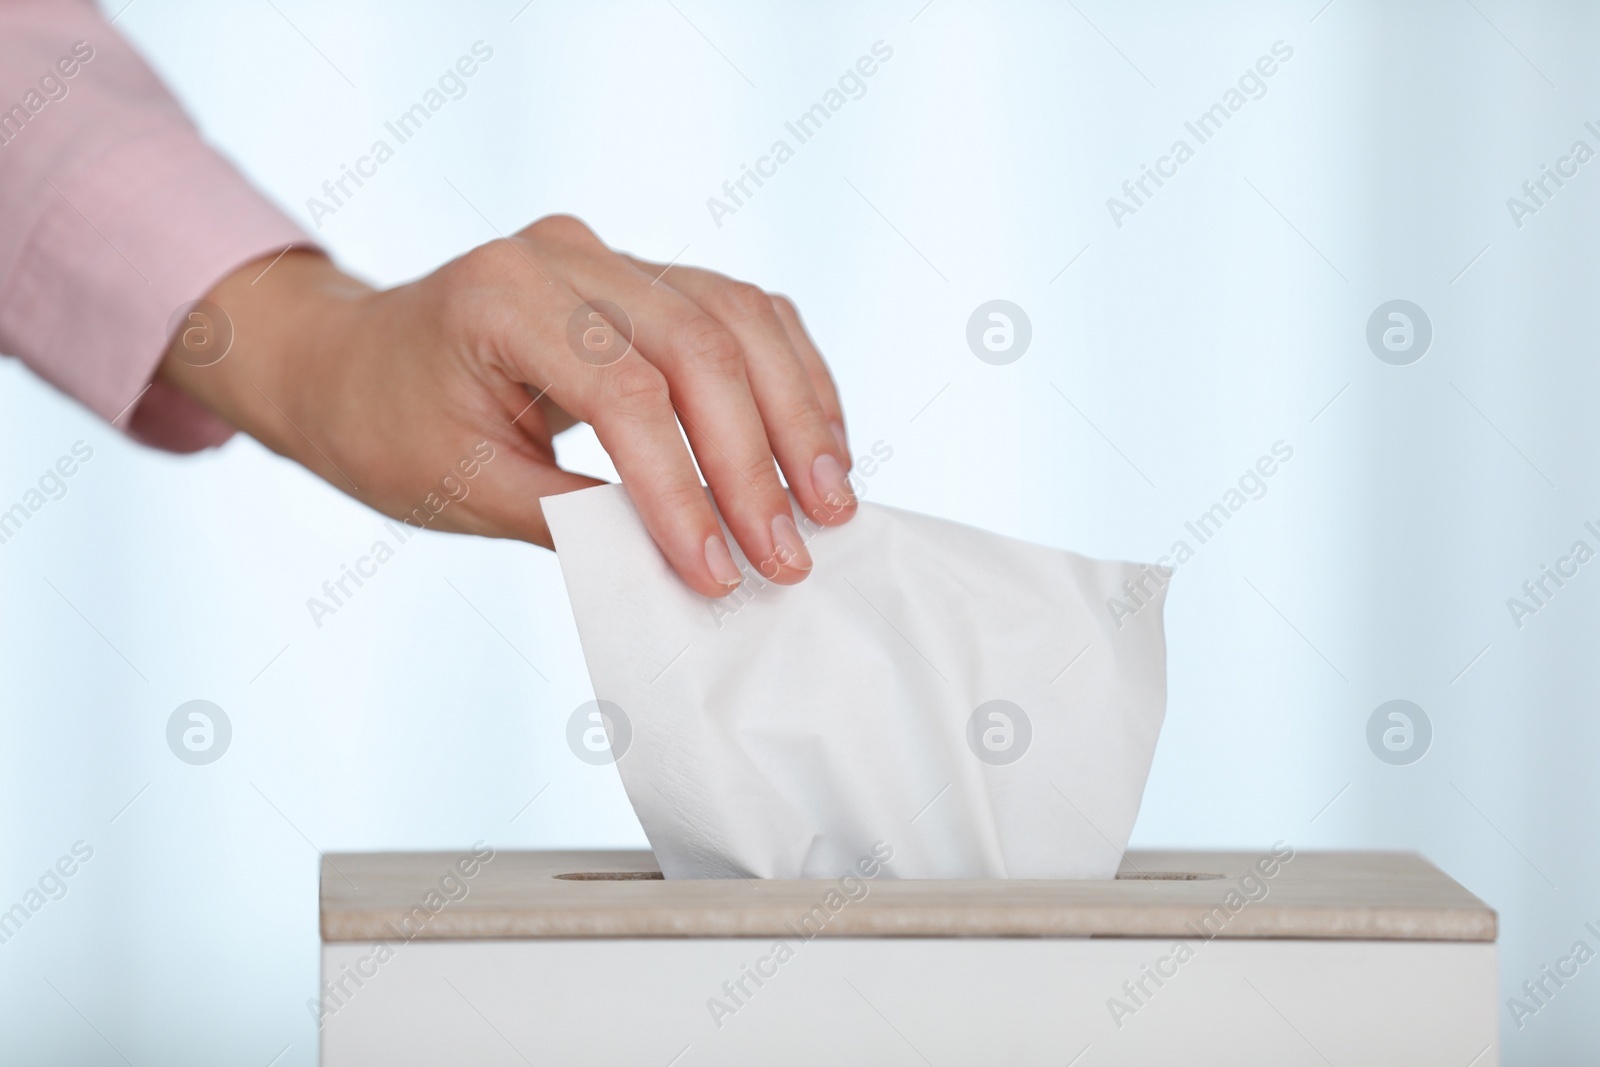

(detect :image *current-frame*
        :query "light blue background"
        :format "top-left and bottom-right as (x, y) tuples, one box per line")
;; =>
(2, 0), (1596, 1061)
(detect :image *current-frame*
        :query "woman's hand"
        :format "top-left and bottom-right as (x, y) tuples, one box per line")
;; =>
(158, 215), (856, 597)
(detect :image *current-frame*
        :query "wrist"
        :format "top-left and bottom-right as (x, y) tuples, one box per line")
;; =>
(157, 249), (372, 461)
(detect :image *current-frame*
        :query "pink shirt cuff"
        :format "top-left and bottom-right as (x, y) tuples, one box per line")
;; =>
(0, 124), (309, 451)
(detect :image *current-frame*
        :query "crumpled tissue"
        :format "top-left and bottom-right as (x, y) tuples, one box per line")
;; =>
(544, 484), (1168, 880)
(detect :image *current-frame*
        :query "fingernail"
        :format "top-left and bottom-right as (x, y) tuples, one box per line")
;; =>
(811, 452), (855, 515)
(829, 421), (849, 457)
(704, 535), (743, 587)
(771, 513), (813, 572)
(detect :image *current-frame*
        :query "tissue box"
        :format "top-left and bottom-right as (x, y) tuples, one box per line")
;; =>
(317, 848), (1497, 1065)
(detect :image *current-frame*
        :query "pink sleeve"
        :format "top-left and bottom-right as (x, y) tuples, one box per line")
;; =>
(0, 0), (312, 452)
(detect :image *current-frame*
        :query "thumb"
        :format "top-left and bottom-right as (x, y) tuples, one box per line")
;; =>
(437, 447), (605, 549)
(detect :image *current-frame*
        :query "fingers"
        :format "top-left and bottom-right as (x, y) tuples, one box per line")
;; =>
(768, 291), (850, 464)
(554, 355), (744, 598)
(568, 256), (814, 584)
(456, 240), (739, 598)
(460, 447), (606, 548)
(467, 218), (854, 595)
(628, 260), (855, 528)
(527, 382), (579, 435)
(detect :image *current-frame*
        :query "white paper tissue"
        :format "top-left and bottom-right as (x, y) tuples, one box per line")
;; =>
(544, 484), (1168, 880)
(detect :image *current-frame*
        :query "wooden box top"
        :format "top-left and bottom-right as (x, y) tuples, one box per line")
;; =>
(319, 848), (1495, 943)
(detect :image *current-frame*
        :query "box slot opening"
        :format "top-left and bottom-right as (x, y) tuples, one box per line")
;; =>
(552, 871), (1226, 881)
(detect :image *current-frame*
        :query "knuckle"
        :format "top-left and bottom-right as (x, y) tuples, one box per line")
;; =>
(739, 455), (779, 487)
(655, 478), (711, 514)
(445, 240), (549, 316)
(674, 316), (744, 376)
(529, 213), (596, 245)
(455, 239), (523, 286)
(767, 291), (798, 319)
(604, 361), (670, 416)
(709, 281), (776, 325)
(780, 398), (824, 438)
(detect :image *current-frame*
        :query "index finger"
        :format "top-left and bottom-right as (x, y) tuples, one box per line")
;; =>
(466, 250), (745, 598)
